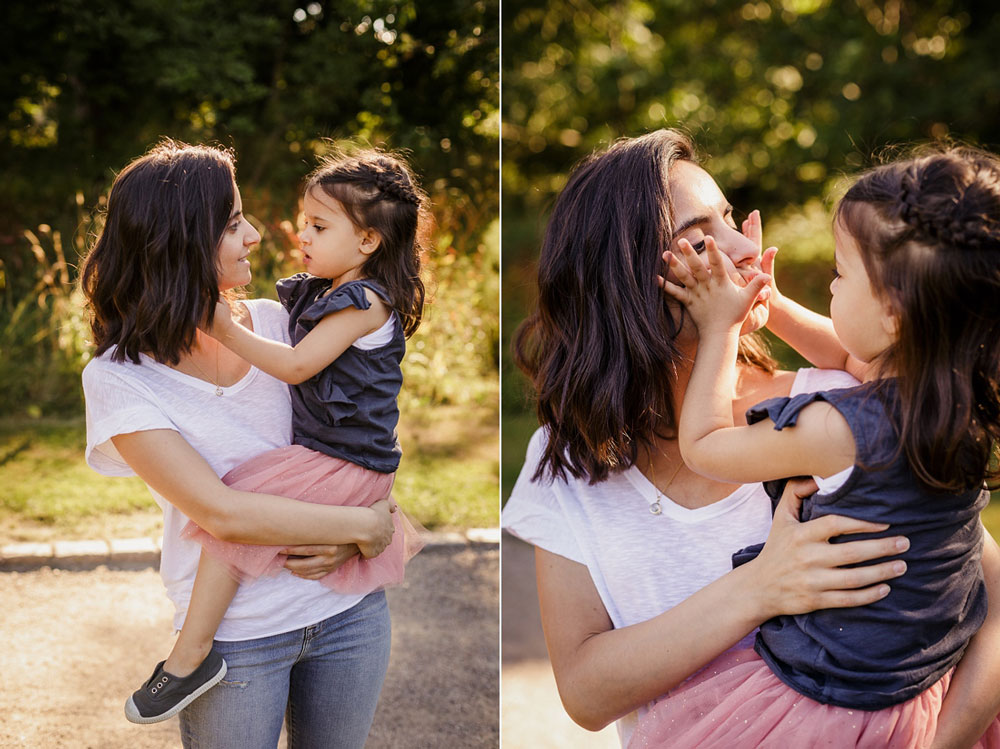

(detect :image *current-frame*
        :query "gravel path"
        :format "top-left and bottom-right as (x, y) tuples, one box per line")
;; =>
(0, 544), (498, 748)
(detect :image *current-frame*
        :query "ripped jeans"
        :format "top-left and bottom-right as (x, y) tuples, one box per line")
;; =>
(179, 591), (391, 749)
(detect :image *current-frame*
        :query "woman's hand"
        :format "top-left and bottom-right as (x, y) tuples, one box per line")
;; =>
(282, 544), (361, 579)
(356, 498), (396, 558)
(749, 478), (910, 620)
(661, 236), (771, 336)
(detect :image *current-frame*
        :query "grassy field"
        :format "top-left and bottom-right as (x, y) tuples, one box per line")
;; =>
(0, 404), (498, 544)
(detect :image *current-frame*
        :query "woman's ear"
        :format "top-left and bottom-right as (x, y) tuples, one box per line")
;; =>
(359, 229), (382, 256)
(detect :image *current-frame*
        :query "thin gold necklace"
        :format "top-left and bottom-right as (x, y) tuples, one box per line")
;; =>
(648, 448), (684, 515)
(187, 340), (224, 397)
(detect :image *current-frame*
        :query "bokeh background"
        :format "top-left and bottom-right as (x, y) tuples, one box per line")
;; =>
(0, 0), (499, 541)
(501, 2), (1000, 746)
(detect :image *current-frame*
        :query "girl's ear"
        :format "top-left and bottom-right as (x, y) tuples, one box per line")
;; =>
(880, 300), (900, 340)
(359, 228), (382, 256)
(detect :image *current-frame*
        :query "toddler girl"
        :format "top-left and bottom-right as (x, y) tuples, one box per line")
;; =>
(632, 147), (1000, 747)
(126, 148), (426, 724)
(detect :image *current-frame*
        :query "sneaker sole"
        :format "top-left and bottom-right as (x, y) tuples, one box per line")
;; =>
(124, 660), (228, 725)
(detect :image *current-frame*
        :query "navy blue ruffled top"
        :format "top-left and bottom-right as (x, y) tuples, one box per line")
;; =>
(732, 381), (987, 710)
(276, 274), (403, 473)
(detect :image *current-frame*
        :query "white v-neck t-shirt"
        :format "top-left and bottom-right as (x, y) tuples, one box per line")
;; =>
(501, 367), (859, 745)
(83, 298), (365, 641)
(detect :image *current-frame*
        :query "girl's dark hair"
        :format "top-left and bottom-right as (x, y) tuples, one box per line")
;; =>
(307, 147), (427, 338)
(836, 146), (1000, 492)
(514, 129), (775, 484)
(81, 139), (236, 365)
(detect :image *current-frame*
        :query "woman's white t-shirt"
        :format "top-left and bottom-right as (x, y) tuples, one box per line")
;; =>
(501, 367), (859, 745)
(83, 298), (365, 641)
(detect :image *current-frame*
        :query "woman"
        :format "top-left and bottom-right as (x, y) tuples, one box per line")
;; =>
(82, 140), (396, 748)
(502, 129), (1000, 747)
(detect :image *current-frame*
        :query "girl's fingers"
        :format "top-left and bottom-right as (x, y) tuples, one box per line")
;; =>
(703, 236), (729, 279)
(676, 238), (710, 283)
(742, 272), (771, 304)
(658, 277), (690, 304)
(743, 209), (762, 248)
(665, 249), (698, 288)
(761, 246), (779, 277)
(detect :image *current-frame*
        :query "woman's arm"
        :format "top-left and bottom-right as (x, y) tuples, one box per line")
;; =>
(538, 479), (909, 730)
(206, 297), (386, 385)
(930, 527), (1000, 749)
(112, 428), (394, 555)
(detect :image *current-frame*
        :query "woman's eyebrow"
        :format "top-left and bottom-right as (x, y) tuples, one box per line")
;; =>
(229, 208), (243, 221)
(674, 215), (710, 235)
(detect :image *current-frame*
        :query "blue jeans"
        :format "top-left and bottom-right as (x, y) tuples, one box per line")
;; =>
(179, 592), (391, 749)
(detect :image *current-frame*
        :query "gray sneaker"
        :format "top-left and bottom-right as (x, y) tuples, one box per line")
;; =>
(124, 650), (227, 724)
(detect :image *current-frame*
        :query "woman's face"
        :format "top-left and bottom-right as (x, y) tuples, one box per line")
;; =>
(216, 183), (261, 290)
(667, 161), (769, 336)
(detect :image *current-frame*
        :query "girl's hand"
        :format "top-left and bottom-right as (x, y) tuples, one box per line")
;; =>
(742, 209), (784, 308)
(357, 499), (396, 558)
(202, 299), (236, 340)
(750, 478), (910, 620)
(282, 544), (360, 579)
(660, 236), (770, 335)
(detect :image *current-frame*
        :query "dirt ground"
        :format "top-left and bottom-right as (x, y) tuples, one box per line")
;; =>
(0, 544), (498, 749)
(501, 533), (618, 748)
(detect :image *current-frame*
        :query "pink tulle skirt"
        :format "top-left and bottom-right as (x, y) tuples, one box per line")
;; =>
(181, 444), (424, 594)
(629, 648), (1000, 749)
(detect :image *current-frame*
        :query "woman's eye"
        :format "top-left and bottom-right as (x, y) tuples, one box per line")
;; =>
(690, 240), (706, 253)
(228, 222), (240, 233)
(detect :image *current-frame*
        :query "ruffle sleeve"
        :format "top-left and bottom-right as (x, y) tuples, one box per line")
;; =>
(276, 273), (326, 313)
(295, 282), (373, 332)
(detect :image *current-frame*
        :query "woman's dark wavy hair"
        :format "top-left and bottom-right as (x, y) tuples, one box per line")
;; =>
(835, 145), (1000, 493)
(306, 146), (427, 338)
(81, 139), (236, 365)
(514, 129), (775, 484)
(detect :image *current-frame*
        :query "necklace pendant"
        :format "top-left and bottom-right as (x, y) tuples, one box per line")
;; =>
(649, 500), (662, 515)
(215, 386), (224, 397)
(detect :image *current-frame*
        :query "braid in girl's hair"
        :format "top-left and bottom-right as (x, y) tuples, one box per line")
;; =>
(835, 145), (1000, 493)
(307, 148), (427, 337)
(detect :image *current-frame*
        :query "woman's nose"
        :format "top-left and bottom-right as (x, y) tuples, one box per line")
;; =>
(718, 227), (760, 268)
(246, 224), (262, 247)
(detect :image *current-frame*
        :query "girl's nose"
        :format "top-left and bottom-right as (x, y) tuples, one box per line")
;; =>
(298, 229), (310, 246)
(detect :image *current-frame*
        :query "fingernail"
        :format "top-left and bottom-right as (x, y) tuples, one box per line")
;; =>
(895, 537), (910, 551)
(878, 585), (891, 598)
(892, 561), (907, 575)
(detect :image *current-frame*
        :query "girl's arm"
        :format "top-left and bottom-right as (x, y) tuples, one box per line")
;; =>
(206, 295), (387, 385)
(111, 428), (394, 555)
(539, 478), (909, 730)
(663, 238), (855, 484)
(741, 210), (868, 381)
(930, 528), (1000, 748)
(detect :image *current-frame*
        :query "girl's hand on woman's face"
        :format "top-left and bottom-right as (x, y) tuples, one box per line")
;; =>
(751, 478), (910, 620)
(742, 209), (783, 304)
(281, 544), (361, 579)
(659, 236), (771, 336)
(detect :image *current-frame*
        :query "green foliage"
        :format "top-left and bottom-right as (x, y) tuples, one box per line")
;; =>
(0, 0), (498, 419)
(501, 0), (1000, 495)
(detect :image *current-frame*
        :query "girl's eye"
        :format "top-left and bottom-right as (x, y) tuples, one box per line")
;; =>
(314, 225), (325, 233)
(831, 267), (841, 280)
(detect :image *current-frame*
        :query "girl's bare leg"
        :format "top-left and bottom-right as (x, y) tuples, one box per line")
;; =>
(162, 550), (239, 676)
